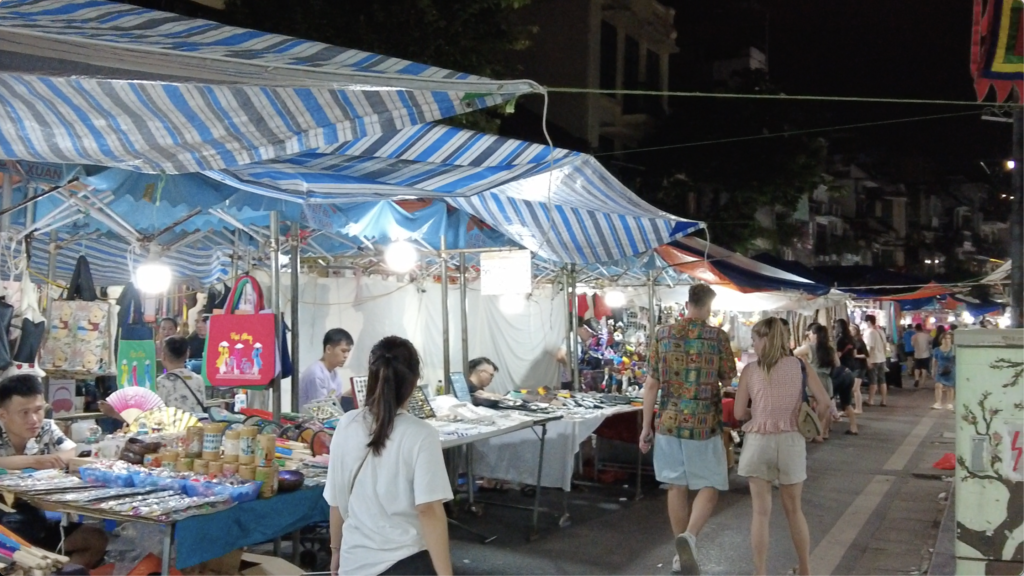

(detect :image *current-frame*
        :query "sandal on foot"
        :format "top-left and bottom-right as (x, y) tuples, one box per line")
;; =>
(845, 430), (859, 435)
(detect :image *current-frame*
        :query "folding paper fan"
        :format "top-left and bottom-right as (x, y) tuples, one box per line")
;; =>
(128, 407), (200, 433)
(107, 388), (164, 425)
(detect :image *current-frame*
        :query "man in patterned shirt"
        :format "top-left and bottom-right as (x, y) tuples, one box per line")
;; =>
(640, 283), (737, 575)
(0, 374), (108, 568)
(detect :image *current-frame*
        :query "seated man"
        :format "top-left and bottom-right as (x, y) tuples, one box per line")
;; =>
(299, 329), (354, 411)
(467, 357), (499, 393)
(156, 336), (206, 414)
(0, 374), (108, 568)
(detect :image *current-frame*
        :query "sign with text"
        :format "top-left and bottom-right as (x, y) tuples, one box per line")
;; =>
(480, 250), (532, 296)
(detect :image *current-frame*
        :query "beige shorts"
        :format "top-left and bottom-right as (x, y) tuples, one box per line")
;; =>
(737, 432), (807, 485)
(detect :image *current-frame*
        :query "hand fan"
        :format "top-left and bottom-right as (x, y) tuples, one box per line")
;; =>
(128, 406), (200, 433)
(107, 388), (164, 424)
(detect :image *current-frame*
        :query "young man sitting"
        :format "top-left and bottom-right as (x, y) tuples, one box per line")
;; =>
(0, 374), (109, 568)
(156, 336), (207, 414)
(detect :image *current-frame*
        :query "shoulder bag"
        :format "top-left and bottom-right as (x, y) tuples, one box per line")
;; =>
(797, 360), (822, 441)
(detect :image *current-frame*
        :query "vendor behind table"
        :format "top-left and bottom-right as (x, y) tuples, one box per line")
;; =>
(299, 328), (353, 412)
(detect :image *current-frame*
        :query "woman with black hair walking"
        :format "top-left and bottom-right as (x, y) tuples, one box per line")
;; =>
(324, 336), (453, 576)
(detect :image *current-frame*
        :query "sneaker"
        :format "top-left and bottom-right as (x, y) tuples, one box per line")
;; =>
(945, 404), (955, 411)
(932, 403), (943, 409)
(674, 532), (701, 575)
(672, 555), (681, 574)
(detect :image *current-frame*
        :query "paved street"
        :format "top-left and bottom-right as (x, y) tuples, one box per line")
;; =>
(446, 378), (956, 575)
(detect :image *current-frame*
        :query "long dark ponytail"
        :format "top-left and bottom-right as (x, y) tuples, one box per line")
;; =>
(365, 336), (421, 456)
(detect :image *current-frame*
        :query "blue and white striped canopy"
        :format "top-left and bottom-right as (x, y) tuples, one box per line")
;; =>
(206, 124), (703, 264)
(0, 0), (537, 174)
(4, 232), (231, 288)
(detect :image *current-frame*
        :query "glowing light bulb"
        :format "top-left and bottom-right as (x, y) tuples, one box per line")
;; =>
(384, 241), (418, 273)
(136, 261), (172, 294)
(604, 290), (626, 308)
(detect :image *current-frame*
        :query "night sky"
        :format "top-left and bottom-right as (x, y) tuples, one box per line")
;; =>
(663, 0), (1014, 185)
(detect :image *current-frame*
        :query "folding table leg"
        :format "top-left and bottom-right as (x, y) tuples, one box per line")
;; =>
(161, 525), (173, 576)
(529, 423), (548, 541)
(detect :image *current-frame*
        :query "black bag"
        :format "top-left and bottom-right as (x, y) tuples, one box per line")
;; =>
(11, 317), (46, 363)
(115, 283), (153, 343)
(0, 301), (13, 371)
(66, 256), (98, 301)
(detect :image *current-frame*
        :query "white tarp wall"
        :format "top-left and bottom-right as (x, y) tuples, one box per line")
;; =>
(278, 274), (568, 412)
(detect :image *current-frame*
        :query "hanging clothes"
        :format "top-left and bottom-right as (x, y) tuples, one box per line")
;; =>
(593, 294), (612, 320)
(574, 294), (590, 319)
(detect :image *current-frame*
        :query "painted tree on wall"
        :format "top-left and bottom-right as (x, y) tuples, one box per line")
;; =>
(956, 358), (1024, 562)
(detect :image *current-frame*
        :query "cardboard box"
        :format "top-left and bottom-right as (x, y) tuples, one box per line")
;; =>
(239, 553), (303, 576)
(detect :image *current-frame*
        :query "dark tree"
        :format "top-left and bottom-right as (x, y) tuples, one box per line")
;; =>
(631, 69), (830, 252)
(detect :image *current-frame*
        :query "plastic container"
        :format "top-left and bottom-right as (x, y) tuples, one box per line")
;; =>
(130, 471), (188, 494)
(184, 479), (262, 504)
(80, 466), (134, 488)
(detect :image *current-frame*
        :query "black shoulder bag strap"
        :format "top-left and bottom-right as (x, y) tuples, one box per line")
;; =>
(163, 372), (205, 409)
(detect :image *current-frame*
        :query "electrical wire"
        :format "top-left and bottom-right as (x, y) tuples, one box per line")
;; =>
(544, 87), (1023, 107)
(592, 110), (983, 157)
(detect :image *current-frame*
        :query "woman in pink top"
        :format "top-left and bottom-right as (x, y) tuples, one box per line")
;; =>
(734, 317), (831, 576)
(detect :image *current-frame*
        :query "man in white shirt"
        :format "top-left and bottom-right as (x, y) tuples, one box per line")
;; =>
(299, 329), (353, 410)
(910, 323), (932, 388)
(864, 315), (889, 407)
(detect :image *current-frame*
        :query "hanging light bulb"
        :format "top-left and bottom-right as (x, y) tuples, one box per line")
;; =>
(136, 258), (172, 294)
(961, 312), (974, 325)
(498, 293), (526, 314)
(384, 240), (418, 273)
(604, 290), (626, 308)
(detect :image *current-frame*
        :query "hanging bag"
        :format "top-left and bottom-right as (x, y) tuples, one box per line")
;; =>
(115, 283), (157, 389)
(797, 360), (822, 441)
(40, 256), (114, 375)
(204, 275), (277, 387)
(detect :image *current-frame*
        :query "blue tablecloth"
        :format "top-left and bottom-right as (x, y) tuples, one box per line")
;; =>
(174, 486), (328, 569)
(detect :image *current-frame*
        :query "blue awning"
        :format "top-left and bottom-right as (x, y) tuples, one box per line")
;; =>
(0, 0), (537, 174)
(206, 124), (703, 264)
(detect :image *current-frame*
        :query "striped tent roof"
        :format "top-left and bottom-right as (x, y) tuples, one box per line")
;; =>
(0, 0), (537, 174)
(206, 124), (703, 264)
(4, 231), (231, 287)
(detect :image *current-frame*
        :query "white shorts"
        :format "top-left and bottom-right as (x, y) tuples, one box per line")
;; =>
(653, 433), (730, 491)
(737, 432), (807, 485)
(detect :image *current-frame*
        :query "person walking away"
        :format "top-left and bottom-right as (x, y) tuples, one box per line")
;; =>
(863, 315), (888, 407)
(932, 332), (956, 410)
(911, 323), (932, 388)
(931, 324), (947, 351)
(831, 320), (860, 434)
(903, 324), (915, 375)
(640, 283), (737, 575)
(324, 337), (453, 576)
(848, 325), (869, 413)
(734, 318), (831, 576)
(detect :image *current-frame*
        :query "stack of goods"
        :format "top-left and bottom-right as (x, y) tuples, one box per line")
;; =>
(80, 455), (262, 504)
(0, 525), (70, 575)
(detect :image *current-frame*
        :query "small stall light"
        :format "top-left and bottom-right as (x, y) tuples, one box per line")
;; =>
(928, 316), (937, 325)
(604, 290), (626, 308)
(997, 316), (1011, 328)
(1006, 159), (1016, 170)
(961, 312), (974, 324)
(384, 240), (418, 273)
(136, 259), (172, 294)
(498, 293), (526, 314)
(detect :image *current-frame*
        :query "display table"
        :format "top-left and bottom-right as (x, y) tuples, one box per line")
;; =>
(469, 406), (640, 492)
(25, 485), (327, 573)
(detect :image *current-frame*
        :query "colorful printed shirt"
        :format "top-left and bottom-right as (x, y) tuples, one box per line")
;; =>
(650, 318), (737, 440)
(156, 368), (206, 414)
(0, 419), (76, 457)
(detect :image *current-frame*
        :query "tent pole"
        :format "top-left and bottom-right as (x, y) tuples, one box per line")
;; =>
(290, 223), (301, 413)
(441, 236), (451, 393)
(231, 230), (240, 279)
(44, 230), (57, 313)
(270, 211), (281, 421)
(648, 273), (657, 356)
(562, 267), (571, 391)
(569, 264), (579, 392)
(459, 253), (469, 376)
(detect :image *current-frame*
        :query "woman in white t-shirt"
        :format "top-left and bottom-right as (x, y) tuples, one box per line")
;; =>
(324, 337), (453, 576)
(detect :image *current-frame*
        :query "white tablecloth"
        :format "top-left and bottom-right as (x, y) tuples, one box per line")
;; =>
(470, 406), (640, 491)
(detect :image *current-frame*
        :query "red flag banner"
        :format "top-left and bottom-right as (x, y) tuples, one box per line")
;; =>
(972, 0), (1024, 103)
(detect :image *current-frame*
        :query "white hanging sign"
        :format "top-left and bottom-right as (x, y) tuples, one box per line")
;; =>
(480, 250), (532, 295)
